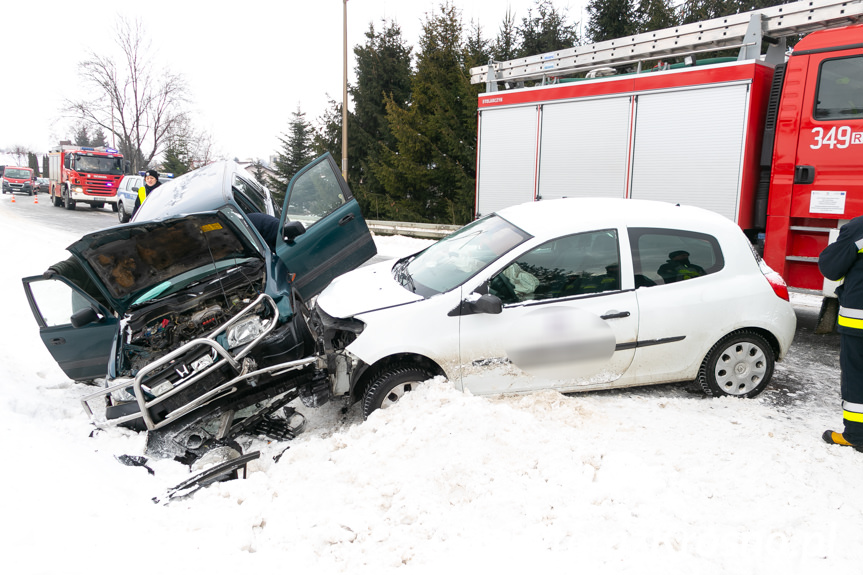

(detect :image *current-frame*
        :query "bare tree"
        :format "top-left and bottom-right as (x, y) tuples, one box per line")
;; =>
(64, 17), (189, 173)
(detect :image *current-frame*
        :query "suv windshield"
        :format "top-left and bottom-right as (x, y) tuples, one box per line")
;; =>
(396, 215), (531, 296)
(73, 155), (124, 175)
(5, 168), (31, 179)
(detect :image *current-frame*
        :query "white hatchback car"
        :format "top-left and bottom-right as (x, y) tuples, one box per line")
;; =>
(313, 198), (797, 417)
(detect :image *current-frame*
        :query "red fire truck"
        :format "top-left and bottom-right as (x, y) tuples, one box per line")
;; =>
(470, 0), (863, 325)
(48, 145), (125, 211)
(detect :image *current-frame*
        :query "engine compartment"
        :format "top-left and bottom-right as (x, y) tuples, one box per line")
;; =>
(117, 260), (267, 376)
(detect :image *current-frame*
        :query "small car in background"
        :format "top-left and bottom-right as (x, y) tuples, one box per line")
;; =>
(313, 197), (798, 417)
(34, 177), (50, 194)
(115, 174), (144, 222)
(22, 153), (376, 459)
(2, 166), (35, 195)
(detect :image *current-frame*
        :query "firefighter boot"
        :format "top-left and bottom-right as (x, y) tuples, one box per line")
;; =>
(822, 430), (863, 452)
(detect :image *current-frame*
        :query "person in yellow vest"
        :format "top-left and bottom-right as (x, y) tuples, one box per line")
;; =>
(132, 169), (161, 217)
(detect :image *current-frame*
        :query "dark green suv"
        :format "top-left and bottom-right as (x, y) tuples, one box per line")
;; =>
(22, 154), (375, 458)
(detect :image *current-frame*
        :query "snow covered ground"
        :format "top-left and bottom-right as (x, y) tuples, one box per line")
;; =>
(2, 200), (862, 574)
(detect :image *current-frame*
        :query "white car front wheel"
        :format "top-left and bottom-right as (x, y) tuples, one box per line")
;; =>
(362, 363), (435, 418)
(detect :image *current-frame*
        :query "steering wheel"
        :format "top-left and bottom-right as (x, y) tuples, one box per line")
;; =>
(490, 273), (518, 303)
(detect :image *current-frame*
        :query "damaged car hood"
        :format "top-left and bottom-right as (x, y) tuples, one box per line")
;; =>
(316, 259), (424, 318)
(69, 210), (263, 314)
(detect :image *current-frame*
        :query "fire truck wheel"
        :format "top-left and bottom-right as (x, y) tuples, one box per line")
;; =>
(52, 193), (62, 207)
(91, 202), (104, 209)
(111, 203), (118, 213)
(697, 331), (774, 398)
(63, 188), (76, 210)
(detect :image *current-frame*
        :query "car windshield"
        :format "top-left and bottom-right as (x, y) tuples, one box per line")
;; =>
(5, 169), (30, 179)
(73, 155), (124, 175)
(396, 215), (531, 296)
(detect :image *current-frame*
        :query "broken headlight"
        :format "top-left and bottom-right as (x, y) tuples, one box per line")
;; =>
(226, 316), (264, 349)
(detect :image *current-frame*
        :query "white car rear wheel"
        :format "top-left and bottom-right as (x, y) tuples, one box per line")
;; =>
(698, 331), (774, 398)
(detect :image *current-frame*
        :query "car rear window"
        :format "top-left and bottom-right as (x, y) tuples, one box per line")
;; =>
(628, 228), (723, 287)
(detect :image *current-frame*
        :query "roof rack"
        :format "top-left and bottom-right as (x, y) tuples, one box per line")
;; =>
(471, 0), (863, 90)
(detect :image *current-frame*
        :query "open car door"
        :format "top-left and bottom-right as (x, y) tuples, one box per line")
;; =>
(274, 153), (377, 301)
(22, 275), (118, 381)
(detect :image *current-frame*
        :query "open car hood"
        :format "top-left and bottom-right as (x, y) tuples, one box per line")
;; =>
(68, 210), (264, 314)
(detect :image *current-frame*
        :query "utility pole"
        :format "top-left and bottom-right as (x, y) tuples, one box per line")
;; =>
(342, 0), (348, 181)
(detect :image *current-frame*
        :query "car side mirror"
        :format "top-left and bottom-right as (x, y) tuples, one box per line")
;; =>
(448, 293), (503, 317)
(471, 293), (503, 314)
(283, 220), (306, 243)
(71, 307), (100, 328)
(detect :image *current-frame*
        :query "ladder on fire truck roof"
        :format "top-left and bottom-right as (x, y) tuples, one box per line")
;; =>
(471, 0), (863, 91)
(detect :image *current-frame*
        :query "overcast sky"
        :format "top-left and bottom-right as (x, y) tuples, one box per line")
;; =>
(3, 0), (587, 162)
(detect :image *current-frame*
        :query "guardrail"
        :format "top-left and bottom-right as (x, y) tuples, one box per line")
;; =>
(367, 219), (461, 239)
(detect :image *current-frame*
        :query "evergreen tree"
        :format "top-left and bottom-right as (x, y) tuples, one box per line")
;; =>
(492, 8), (519, 62)
(252, 160), (267, 184)
(74, 125), (91, 146)
(27, 152), (40, 175)
(636, 0), (679, 33)
(517, 0), (578, 56)
(91, 127), (109, 148)
(347, 21), (413, 212)
(161, 139), (191, 176)
(42, 155), (48, 177)
(373, 1), (477, 225)
(587, 0), (638, 42)
(268, 107), (314, 205)
(464, 20), (491, 71)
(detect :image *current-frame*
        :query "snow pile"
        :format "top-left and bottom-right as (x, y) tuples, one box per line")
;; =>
(1, 200), (862, 574)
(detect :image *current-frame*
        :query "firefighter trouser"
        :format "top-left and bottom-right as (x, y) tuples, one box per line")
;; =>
(839, 332), (863, 444)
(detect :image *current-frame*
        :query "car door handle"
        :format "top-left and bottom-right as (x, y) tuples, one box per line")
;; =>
(338, 213), (355, 226)
(50, 337), (66, 345)
(601, 311), (630, 320)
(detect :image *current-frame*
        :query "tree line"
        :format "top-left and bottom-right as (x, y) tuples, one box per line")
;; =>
(269, 0), (794, 225)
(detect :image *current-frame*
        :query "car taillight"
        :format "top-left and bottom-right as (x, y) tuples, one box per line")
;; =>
(759, 260), (790, 301)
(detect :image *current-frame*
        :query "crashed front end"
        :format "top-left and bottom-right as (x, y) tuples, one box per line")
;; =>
(75, 212), (321, 458)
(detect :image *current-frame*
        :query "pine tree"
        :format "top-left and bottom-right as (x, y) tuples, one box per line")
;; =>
(27, 152), (40, 176)
(586, 0), (638, 43)
(492, 8), (519, 62)
(517, 0), (578, 56)
(91, 127), (109, 148)
(636, 0), (679, 33)
(347, 21), (413, 212)
(161, 140), (191, 176)
(373, 1), (478, 225)
(74, 125), (91, 147)
(268, 107), (314, 205)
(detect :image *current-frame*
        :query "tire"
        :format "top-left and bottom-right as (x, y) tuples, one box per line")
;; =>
(698, 331), (775, 398)
(63, 188), (75, 210)
(52, 193), (62, 207)
(362, 363), (435, 418)
(92, 202), (104, 209)
(111, 203), (118, 212)
(117, 201), (130, 223)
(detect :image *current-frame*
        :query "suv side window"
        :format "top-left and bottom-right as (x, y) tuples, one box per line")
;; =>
(489, 229), (620, 304)
(814, 55), (863, 120)
(285, 161), (346, 229)
(232, 174), (269, 214)
(629, 228), (723, 287)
